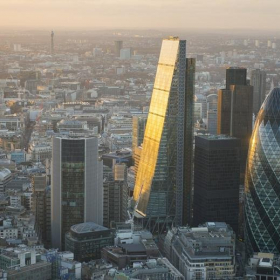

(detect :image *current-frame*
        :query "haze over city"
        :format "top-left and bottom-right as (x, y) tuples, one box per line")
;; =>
(1, 0), (280, 31)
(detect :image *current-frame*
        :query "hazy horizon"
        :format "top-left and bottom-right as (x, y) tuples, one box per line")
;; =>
(1, 0), (280, 31)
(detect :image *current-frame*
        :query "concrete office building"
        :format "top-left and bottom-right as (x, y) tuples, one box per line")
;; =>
(51, 136), (103, 250)
(165, 222), (236, 280)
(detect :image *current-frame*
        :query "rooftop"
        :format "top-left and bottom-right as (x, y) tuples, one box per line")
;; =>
(71, 222), (108, 234)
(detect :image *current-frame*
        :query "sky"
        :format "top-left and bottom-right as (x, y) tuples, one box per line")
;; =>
(0, 0), (279, 31)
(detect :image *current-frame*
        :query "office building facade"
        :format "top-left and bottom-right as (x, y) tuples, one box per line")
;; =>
(250, 69), (267, 116)
(217, 68), (253, 182)
(165, 222), (236, 280)
(103, 164), (129, 228)
(226, 67), (247, 89)
(133, 37), (195, 229)
(51, 136), (103, 250)
(65, 222), (114, 262)
(193, 135), (240, 233)
(34, 175), (51, 248)
(245, 88), (280, 254)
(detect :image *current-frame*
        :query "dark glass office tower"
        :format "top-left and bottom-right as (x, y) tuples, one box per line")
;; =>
(250, 69), (267, 116)
(51, 136), (103, 250)
(217, 68), (253, 181)
(133, 37), (195, 231)
(182, 58), (195, 226)
(193, 135), (240, 233)
(245, 88), (280, 254)
(217, 89), (232, 135)
(226, 67), (247, 89)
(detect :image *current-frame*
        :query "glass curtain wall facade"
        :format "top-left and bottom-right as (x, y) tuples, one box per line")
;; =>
(61, 139), (85, 249)
(133, 37), (195, 230)
(245, 88), (280, 254)
(133, 37), (180, 221)
(51, 136), (103, 250)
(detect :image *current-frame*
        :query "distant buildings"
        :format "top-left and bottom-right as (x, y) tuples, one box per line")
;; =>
(65, 222), (114, 262)
(114, 41), (123, 57)
(193, 135), (240, 233)
(250, 69), (267, 116)
(132, 115), (147, 156)
(245, 88), (280, 254)
(120, 48), (131, 60)
(50, 31), (54, 54)
(51, 136), (103, 250)
(133, 37), (195, 231)
(164, 222), (236, 280)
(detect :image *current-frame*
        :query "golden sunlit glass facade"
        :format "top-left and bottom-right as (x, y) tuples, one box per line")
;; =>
(133, 38), (179, 217)
(133, 38), (195, 227)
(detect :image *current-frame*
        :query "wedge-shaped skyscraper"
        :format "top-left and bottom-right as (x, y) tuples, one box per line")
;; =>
(133, 37), (195, 229)
(245, 88), (280, 254)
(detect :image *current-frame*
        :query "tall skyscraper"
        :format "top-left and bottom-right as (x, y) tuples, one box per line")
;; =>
(114, 40), (123, 57)
(193, 135), (240, 233)
(133, 37), (195, 230)
(226, 67), (247, 89)
(250, 69), (267, 116)
(245, 88), (280, 254)
(218, 68), (253, 181)
(182, 58), (195, 226)
(51, 136), (103, 250)
(51, 31), (54, 54)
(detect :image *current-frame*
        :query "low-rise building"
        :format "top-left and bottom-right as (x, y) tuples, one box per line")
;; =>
(165, 222), (236, 280)
(65, 222), (114, 262)
(246, 252), (280, 280)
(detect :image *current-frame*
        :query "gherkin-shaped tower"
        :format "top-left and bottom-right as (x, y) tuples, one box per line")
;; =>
(245, 87), (280, 253)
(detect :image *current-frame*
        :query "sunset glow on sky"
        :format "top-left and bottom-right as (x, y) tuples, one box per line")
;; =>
(0, 0), (279, 30)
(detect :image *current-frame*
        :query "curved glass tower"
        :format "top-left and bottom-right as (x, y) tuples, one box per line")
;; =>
(245, 87), (280, 254)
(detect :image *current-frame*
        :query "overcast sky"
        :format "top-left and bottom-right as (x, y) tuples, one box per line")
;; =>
(0, 0), (279, 30)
